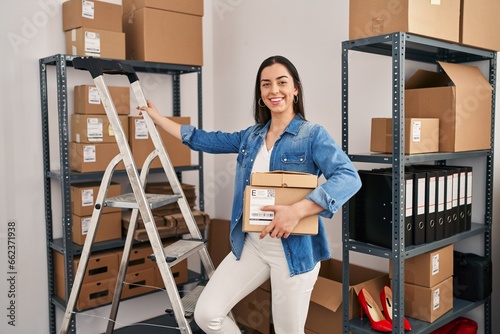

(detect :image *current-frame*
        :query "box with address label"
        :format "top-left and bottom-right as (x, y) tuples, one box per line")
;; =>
(243, 171), (319, 235)
(370, 117), (439, 154)
(65, 27), (126, 59)
(74, 85), (130, 115)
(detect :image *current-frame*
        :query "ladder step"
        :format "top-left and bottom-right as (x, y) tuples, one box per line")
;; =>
(104, 193), (180, 209)
(149, 239), (206, 267)
(165, 285), (205, 318)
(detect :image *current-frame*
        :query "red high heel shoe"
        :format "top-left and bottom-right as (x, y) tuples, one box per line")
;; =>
(358, 288), (393, 332)
(380, 286), (412, 331)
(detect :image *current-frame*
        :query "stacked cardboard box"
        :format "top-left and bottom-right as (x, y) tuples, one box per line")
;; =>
(405, 61), (492, 152)
(370, 118), (440, 154)
(370, 61), (493, 154)
(70, 85), (130, 173)
(122, 0), (204, 65)
(62, 0), (126, 59)
(349, 0), (500, 51)
(70, 182), (123, 245)
(54, 239), (189, 310)
(243, 171), (319, 235)
(128, 115), (192, 170)
(389, 244), (454, 323)
(54, 250), (119, 310)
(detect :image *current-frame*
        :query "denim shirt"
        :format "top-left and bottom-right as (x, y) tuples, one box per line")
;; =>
(180, 114), (361, 276)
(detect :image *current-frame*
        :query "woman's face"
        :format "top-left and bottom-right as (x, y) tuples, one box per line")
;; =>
(259, 63), (298, 117)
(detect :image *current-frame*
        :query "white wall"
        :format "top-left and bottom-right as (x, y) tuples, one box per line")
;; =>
(0, 0), (498, 333)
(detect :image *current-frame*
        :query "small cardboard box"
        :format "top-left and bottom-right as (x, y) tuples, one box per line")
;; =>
(114, 243), (157, 273)
(74, 85), (130, 115)
(305, 259), (389, 334)
(73, 277), (116, 310)
(71, 181), (122, 216)
(71, 114), (129, 144)
(72, 211), (122, 245)
(390, 244), (453, 288)
(243, 171), (318, 235)
(70, 142), (125, 173)
(123, 7), (203, 65)
(122, 0), (204, 16)
(65, 28), (126, 60)
(370, 117), (439, 154)
(62, 0), (123, 32)
(128, 116), (191, 168)
(54, 250), (119, 310)
(400, 276), (454, 323)
(461, 0), (500, 51)
(53, 250), (119, 299)
(405, 61), (493, 152)
(121, 267), (157, 299)
(349, 0), (460, 42)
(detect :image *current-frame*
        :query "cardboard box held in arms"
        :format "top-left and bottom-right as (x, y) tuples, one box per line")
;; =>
(243, 171), (318, 235)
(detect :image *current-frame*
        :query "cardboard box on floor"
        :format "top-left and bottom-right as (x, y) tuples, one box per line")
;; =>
(243, 171), (319, 235)
(122, 1), (203, 65)
(370, 117), (439, 154)
(305, 259), (389, 334)
(461, 0), (500, 51)
(349, 0), (460, 42)
(389, 244), (453, 287)
(65, 27), (126, 59)
(405, 61), (493, 152)
(62, 0), (123, 32)
(74, 85), (130, 115)
(128, 116), (191, 169)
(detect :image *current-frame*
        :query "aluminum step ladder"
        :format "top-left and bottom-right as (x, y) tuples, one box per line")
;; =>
(59, 57), (216, 334)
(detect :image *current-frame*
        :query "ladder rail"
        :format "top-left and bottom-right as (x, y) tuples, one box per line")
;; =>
(60, 154), (122, 334)
(106, 150), (158, 333)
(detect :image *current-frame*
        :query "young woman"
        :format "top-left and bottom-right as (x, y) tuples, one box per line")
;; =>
(139, 55), (361, 334)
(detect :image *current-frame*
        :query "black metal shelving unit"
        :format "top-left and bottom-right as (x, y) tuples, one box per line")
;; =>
(341, 33), (496, 334)
(39, 54), (205, 334)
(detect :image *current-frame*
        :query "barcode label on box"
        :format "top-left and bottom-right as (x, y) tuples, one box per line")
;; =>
(433, 288), (440, 310)
(82, 0), (95, 19)
(87, 118), (103, 141)
(432, 254), (439, 275)
(249, 189), (275, 225)
(88, 86), (100, 104)
(135, 119), (149, 139)
(81, 189), (94, 207)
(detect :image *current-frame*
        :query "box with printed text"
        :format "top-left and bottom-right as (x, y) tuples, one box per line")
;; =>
(243, 171), (318, 235)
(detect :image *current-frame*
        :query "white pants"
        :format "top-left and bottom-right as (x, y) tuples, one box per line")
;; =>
(194, 233), (320, 334)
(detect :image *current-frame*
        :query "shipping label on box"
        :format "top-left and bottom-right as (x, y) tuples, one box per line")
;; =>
(243, 171), (318, 235)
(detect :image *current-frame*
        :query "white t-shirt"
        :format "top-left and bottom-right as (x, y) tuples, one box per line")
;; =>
(252, 141), (272, 173)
